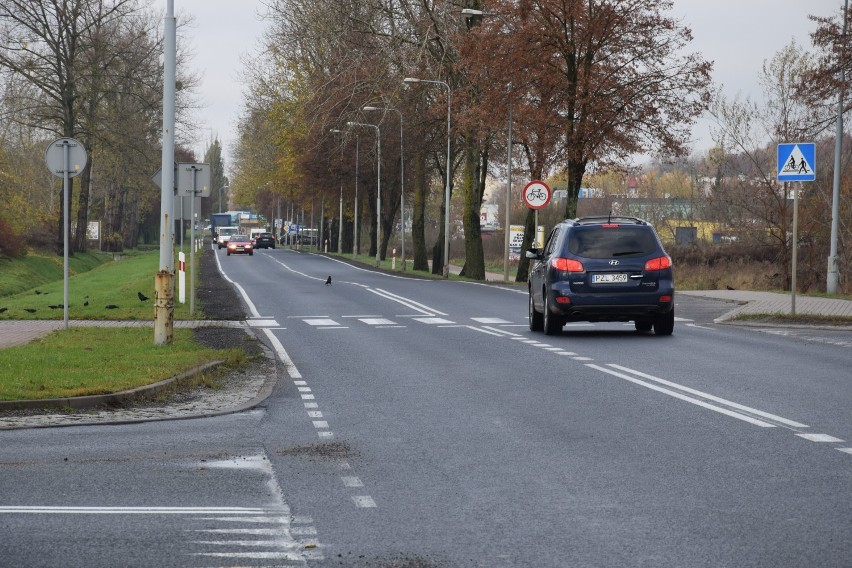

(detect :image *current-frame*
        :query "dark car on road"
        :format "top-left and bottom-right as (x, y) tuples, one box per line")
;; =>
(226, 235), (254, 256)
(526, 216), (674, 336)
(253, 232), (276, 249)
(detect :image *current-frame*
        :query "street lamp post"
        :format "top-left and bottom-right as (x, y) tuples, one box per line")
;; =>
(354, 135), (360, 255)
(404, 77), (451, 278)
(347, 121), (381, 266)
(363, 105), (405, 270)
(330, 129), (344, 253)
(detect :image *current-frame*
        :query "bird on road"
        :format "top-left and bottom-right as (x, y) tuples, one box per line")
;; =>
(137, 292), (149, 301)
(325, 276), (332, 286)
(105, 304), (119, 309)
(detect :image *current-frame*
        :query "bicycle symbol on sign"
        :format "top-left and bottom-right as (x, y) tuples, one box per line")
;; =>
(522, 180), (551, 210)
(527, 187), (546, 201)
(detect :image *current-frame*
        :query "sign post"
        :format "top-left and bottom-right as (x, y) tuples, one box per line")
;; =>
(45, 138), (88, 329)
(177, 163), (210, 317)
(522, 181), (551, 256)
(777, 142), (816, 315)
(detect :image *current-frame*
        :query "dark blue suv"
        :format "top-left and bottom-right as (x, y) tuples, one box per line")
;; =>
(526, 216), (675, 336)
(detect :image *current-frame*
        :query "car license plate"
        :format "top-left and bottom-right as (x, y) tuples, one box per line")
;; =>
(592, 273), (628, 283)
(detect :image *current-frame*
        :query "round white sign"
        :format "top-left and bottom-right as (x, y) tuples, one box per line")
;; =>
(522, 180), (551, 210)
(45, 138), (88, 178)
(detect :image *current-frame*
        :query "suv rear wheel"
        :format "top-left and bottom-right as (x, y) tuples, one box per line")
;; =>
(543, 294), (563, 336)
(529, 292), (543, 332)
(654, 309), (674, 336)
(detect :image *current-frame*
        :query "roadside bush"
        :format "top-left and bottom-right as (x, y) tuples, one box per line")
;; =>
(0, 217), (26, 259)
(103, 232), (124, 253)
(22, 222), (56, 252)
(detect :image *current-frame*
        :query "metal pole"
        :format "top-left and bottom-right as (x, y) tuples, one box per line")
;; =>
(189, 167), (198, 317)
(62, 142), (70, 329)
(503, 103), (512, 282)
(443, 85), (451, 278)
(828, 0), (848, 294)
(338, 151), (344, 253)
(377, 128), (381, 267)
(154, 0), (176, 345)
(347, 122), (380, 265)
(363, 106), (405, 267)
(398, 112), (405, 270)
(354, 135), (360, 255)
(791, 182), (799, 315)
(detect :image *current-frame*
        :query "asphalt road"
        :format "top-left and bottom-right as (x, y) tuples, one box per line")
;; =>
(1, 247), (850, 567)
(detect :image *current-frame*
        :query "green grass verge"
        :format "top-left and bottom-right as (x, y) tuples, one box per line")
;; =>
(0, 327), (243, 401)
(0, 251), (109, 298)
(730, 313), (852, 326)
(0, 250), (194, 320)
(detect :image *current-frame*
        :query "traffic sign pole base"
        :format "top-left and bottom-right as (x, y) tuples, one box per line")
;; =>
(154, 270), (175, 345)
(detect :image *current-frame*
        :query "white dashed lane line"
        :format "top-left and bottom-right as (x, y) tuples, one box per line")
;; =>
(287, 375), (377, 508)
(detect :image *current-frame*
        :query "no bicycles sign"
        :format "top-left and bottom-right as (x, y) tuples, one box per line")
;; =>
(522, 180), (551, 210)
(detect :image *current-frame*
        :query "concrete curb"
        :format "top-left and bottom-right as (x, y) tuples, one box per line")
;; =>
(0, 360), (224, 411)
(0, 326), (282, 430)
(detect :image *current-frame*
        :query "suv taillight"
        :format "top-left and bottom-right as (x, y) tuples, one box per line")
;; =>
(644, 256), (672, 271)
(551, 257), (584, 272)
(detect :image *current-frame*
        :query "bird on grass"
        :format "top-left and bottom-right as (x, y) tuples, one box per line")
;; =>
(325, 276), (332, 286)
(83, 297), (89, 306)
(0, 307), (7, 314)
(34, 290), (43, 295)
(24, 308), (36, 313)
(105, 304), (119, 309)
(137, 292), (149, 301)
(48, 304), (61, 309)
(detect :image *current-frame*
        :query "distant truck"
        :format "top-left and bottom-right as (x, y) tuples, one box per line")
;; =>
(210, 213), (234, 232)
(215, 226), (240, 249)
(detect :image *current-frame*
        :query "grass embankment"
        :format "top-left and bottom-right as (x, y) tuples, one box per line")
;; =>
(0, 251), (107, 298)
(0, 328), (241, 401)
(0, 249), (245, 402)
(0, 250), (193, 320)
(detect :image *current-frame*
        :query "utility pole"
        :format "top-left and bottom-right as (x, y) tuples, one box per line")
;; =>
(154, 0), (176, 345)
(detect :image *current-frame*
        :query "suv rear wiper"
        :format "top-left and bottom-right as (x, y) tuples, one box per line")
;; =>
(612, 250), (643, 257)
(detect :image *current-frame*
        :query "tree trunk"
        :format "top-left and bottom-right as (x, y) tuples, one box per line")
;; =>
(74, 160), (92, 252)
(368, 190), (377, 259)
(562, 160), (587, 220)
(515, 208), (536, 282)
(459, 140), (485, 280)
(411, 150), (429, 271)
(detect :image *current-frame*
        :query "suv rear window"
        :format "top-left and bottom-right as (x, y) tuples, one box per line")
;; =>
(566, 227), (658, 259)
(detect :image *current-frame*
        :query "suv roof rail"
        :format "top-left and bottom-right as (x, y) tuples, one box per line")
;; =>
(573, 215), (648, 226)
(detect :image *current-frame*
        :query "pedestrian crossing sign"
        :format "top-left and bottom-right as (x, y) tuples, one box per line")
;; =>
(777, 142), (816, 182)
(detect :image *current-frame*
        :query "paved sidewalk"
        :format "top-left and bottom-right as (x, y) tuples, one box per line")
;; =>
(0, 319), (244, 349)
(678, 290), (852, 322)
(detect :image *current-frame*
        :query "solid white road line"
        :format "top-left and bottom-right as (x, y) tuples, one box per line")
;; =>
(606, 364), (809, 429)
(587, 364), (777, 428)
(262, 328), (302, 379)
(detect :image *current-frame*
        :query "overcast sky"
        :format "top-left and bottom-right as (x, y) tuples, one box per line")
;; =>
(175, 0), (842, 171)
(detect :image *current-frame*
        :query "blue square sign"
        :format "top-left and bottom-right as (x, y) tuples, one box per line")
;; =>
(777, 143), (816, 182)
